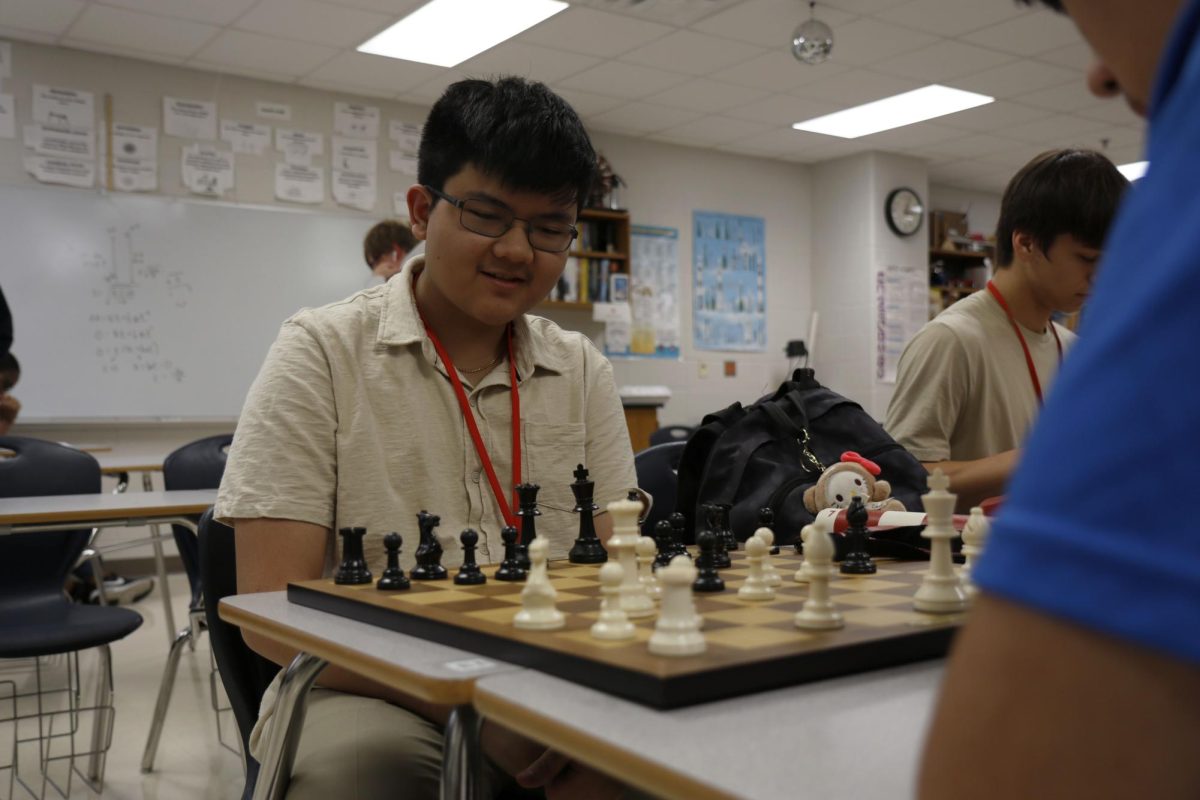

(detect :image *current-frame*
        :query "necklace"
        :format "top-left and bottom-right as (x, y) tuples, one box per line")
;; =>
(458, 352), (504, 375)
(986, 280), (1062, 404)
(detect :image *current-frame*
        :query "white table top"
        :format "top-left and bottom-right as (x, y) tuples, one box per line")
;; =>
(475, 660), (944, 800)
(0, 489), (217, 526)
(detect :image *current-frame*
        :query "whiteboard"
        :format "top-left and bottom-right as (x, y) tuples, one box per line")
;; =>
(0, 184), (376, 421)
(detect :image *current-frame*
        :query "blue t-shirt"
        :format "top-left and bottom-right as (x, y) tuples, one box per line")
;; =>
(974, 0), (1200, 666)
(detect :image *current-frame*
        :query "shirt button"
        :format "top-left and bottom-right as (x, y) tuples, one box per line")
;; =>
(473, 470), (481, 483)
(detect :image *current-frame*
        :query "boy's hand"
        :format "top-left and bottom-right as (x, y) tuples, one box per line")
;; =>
(0, 392), (19, 433)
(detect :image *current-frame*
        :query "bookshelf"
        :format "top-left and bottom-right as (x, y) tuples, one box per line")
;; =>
(541, 207), (631, 311)
(929, 210), (993, 319)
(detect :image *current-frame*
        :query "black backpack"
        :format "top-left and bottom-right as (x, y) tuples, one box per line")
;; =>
(675, 368), (929, 555)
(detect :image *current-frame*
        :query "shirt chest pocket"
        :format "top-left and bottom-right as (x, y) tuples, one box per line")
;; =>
(523, 423), (586, 551)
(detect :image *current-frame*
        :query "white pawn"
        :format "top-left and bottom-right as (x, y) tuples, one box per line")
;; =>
(794, 523), (818, 584)
(608, 498), (656, 619)
(738, 534), (775, 600)
(590, 562), (635, 640)
(794, 523), (843, 631)
(636, 536), (662, 600)
(648, 555), (706, 657)
(754, 527), (783, 588)
(913, 469), (968, 614)
(514, 539), (565, 630)
(959, 506), (990, 598)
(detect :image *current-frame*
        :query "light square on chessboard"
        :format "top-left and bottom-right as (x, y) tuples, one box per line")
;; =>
(555, 627), (654, 648)
(829, 577), (909, 593)
(396, 589), (484, 604)
(544, 577), (602, 590)
(841, 607), (936, 628)
(703, 626), (811, 649)
(548, 565), (607, 578)
(703, 606), (798, 626)
(463, 606), (527, 624)
(831, 591), (914, 608)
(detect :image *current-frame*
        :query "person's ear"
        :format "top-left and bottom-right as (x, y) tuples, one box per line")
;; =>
(1012, 231), (1039, 261)
(408, 185), (433, 241)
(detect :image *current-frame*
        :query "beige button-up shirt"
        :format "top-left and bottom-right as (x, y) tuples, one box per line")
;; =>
(216, 257), (637, 572)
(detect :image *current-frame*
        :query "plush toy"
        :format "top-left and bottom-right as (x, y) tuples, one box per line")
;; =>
(803, 451), (906, 514)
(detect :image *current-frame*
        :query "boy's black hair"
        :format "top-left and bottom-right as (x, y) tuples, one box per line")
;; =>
(363, 219), (417, 269)
(418, 76), (597, 211)
(0, 351), (19, 391)
(995, 149), (1128, 267)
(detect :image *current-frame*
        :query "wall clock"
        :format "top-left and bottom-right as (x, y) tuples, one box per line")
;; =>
(885, 187), (924, 237)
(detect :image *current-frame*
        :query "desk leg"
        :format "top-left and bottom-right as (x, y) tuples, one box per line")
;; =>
(140, 471), (177, 644)
(441, 704), (483, 800)
(254, 652), (327, 800)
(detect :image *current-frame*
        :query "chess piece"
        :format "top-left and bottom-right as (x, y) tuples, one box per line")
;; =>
(758, 507), (780, 555)
(668, 513), (691, 561)
(754, 527), (783, 589)
(649, 555), (706, 656)
(567, 464), (607, 564)
(494, 525), (527, 582)
(794, 522), (844, 630)
(840, 496), (877, 575)
(715, 502), (738, 553)
(335, 527), (372, 585)
(913, 470), (968, 613)
(590, 562), (635, 640)
(692, 529), (725, 592)
(652, 520), (675, 570)
(454, 529), (486, 586)
(410, 511), (447, 580)
(608, 498), (656, 618)
(794, 524), (816, 584)
(376, 532), (410, 591)
(701, 504), (731, 569)
(513, 538), (565, 630)
(959, 506), (990, 598)
(636, 536), (662, 600)
(738, 534), (775, 600)
(514, 483), (541, 571)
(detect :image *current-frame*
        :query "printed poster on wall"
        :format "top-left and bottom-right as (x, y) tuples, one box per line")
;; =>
(875, 265), (929, 384)
(334, 101), (379, 139)
(112, 123), (157, 160)
(0, 93), (13, 140)
(163, 97), (217, 140)
(692, 211), (766, 352)
(181, 144), (234, 196)
(32, 85), (94, 129)
(606, 225), (681, 360)
(275, 162), (324, 204)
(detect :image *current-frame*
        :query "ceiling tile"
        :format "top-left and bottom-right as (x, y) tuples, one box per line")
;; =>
(691, 0), (856, 49)
(859, 121), (967, 150)
(400, 71), (465, 104)
(711, 51), (850, 93)
(58, 38), (188, 65)
(1101, 143), (1144, 166)
(720, 126), (831, 156)
(961, 10), (1084, 57)
(993, 114), (1109, 145)
(305, 51), (446, 93)
(0, 24), (57, 44)
(320, 0), (425, 13)
(650, 114), (772, 146)
(619, 29), (763, 76)
(642, 78), (771, 114)
(727, 93), (839, 126)
(572, 0), (744, 27)
(937, 100), (1053, 132)
(558, 61), (690, 99)
(519, 7), (674, 58)
(458, 42), (599, 84)
(298, 77), (403, 100)
(585, 102), (702, 135)
(0, 0), (83, 36)
(235, 0), (393, 48)
(871, 40), (1016, 82)
(1090, 125), (1146, 150)
(789, 69), (921, 106)
(824, 17), (939, 67)
(192, 29), (339, 78)
(785, 137), (873, 162)
(551, 87), (628, 116)
(95, 0), (259, 26)
(1075, 99), (1144, 126)
(948, 60), (1078, 99)
(1034, 42), (1095, 71)
(1014, 79), (1101, 113)
(907, 132), (1027, 160)
(188, 60), (300, 84)
(65, 4), (217, 58)
(873, 0), (1031, 37)
(818, 0), (909, 14)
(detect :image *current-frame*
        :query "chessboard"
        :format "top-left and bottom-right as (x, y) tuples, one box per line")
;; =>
(288, 550), (964, 709)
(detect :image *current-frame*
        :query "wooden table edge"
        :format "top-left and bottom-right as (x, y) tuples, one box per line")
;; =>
(99, 464), (163, 474)
(218, 598), (483, 706)
(473, 686), (740, 800)
(0, 503), (212, 525)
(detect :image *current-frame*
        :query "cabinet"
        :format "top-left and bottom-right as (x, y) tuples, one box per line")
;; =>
(541, 208), (631, 311)
(928, 210), (993, 319)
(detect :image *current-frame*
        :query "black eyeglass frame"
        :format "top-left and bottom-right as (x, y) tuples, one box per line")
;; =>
(423, 184), (579, 254)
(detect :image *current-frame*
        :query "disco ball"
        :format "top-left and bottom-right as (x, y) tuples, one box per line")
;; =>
(792, 17), (834, 65)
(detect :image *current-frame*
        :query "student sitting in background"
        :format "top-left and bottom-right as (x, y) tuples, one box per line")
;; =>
(0, 352), (20, 437)
(885, 149), (1127, 509)
(363, 218), (418, 284)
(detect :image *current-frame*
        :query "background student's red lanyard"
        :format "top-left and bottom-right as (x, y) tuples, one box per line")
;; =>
(422, 320), (522, 531)
(986, 280), (1062, 404)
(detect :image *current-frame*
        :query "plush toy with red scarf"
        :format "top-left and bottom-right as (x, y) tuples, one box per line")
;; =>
(803, 451), (907, 514)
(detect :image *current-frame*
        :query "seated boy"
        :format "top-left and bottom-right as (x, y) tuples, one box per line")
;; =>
(217, 77), (638, 799)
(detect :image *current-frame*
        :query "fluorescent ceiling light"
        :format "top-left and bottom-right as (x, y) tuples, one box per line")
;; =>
(793, 85), (994, 139)
(1117, 161), (1149, 181)
(358, 0), (568, 68)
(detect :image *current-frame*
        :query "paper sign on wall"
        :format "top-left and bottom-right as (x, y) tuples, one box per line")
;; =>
(220, 119), (271, 155)
(111, 123), (157, 160)
(25, 124), (95, 160)
(113, 156), (157, 192)
(390, 150), (418, 175)
(275, 128), (323, 165)
(25, 156), (95, 188)
(33, 85), (94, 130)
(393, 191), (409, 218)
(0, 94), (15, 140)
(389, 120), (421, 150)
(181, 144), (234, 196)
(332, 169), (376, 211)
(275, 163), (324, 204)
(256, 101), (291, 121)
(332, 136), (376, 172)
(334, 102), (379, 139)
(164, 97), (217, 140)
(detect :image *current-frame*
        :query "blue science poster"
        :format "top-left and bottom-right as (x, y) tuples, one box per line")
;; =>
(692, 211), (766, 352)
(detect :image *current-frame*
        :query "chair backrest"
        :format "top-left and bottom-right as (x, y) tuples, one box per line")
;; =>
(198, 506), (278, 794)
(0, 436), (102, 602)
(648, 424), (694, 448)
(634, 440), (686, 538)
(163, 434), (233, 609)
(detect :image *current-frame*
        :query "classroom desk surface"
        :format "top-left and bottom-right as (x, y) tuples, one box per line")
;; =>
(474, 661), (944, 800)
(0, 489), (217, 528)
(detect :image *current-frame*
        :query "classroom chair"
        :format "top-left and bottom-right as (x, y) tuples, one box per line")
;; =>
(0, 436), (143, 798)
(634, 440), (686, 539)
(142, 433), (234, 772)
(647, 424), (695, 447)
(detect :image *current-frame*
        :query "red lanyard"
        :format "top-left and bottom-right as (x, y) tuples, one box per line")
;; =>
(421, 319), (522, 531)
(986, 280), (1062, 404)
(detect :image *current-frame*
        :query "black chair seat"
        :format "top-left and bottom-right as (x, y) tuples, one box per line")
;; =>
(0, 598), (142, 658)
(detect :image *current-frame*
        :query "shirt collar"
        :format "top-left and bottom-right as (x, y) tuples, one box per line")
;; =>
(376, 255), (570, 377)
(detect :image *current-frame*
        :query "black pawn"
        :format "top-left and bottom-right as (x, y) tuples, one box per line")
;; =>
(411, 510), (448, 580)
(652, 520), (674, 570)
(758, 507), (780, 555)
(703, 504), (731, 569)
(494, 525), (527, 582)
(568, 464), (607, 564)
(376, 532), (410, 591)
(840, 495), (877, 575)
(454, 529), (486, 586)
(335, 526), (372, 585)
(716, 502), (738, 553)
(514, 482), (541, 571)
(668, 513), (691, 561)
(692, 530), (725, 592)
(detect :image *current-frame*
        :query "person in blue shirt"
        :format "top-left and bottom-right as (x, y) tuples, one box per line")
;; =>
(920, 1), (1200, 797)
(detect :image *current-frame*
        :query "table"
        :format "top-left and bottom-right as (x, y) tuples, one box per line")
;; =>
(220, 592), (521, 800)
(473, 662), (943, 800)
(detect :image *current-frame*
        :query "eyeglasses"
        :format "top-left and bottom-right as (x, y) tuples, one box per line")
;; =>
(424, 185), (578, 253)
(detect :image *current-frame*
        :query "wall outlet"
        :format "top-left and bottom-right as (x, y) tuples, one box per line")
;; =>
(724, 360), (736, 377)
(698, 361), (709, 379)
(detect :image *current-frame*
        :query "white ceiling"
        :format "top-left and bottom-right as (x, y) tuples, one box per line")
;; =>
(0, 0), (1147, 192)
